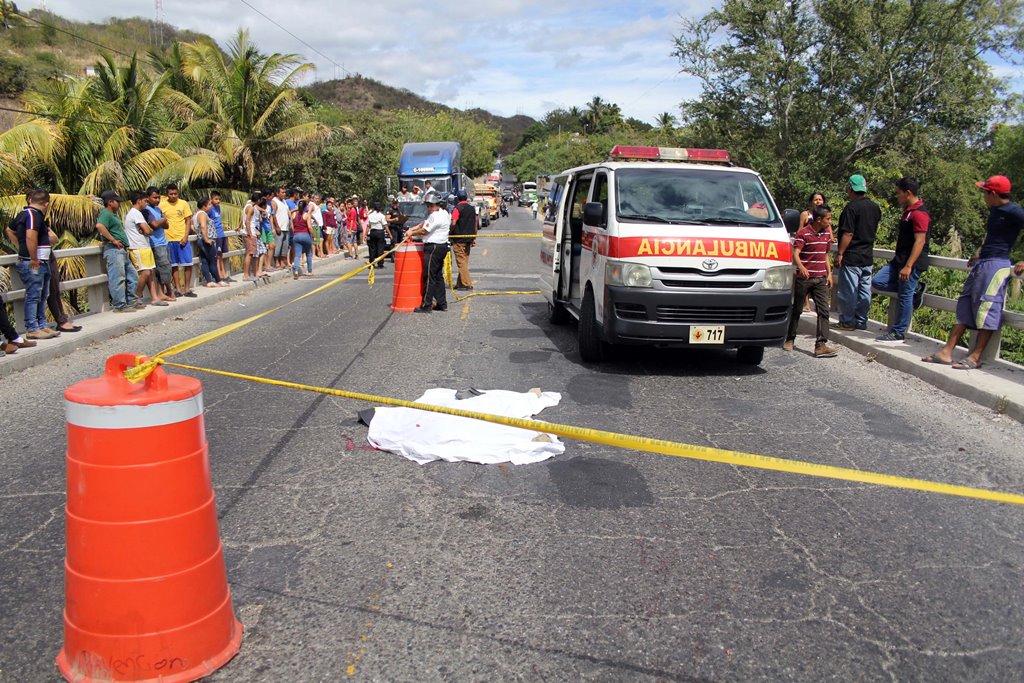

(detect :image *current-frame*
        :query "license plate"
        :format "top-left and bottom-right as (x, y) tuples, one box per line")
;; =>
(689, 325), (725, 344)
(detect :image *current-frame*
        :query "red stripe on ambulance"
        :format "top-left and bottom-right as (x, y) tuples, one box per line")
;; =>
(609, 236), (791, 262)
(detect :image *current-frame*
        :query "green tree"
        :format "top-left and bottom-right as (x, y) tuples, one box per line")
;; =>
(672, 0), (1022, 211)
(176, 30), (332, 187)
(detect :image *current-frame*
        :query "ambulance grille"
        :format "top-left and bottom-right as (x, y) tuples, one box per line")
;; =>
(656, 267), (759, 277)
(661, 280), (754, 289)
(656, 306), (756, 323)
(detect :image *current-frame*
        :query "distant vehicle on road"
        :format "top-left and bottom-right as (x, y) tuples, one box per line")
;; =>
(518, 181), (538, 207)
(475, 201), (491, 228)
(474, 183), (500, 220)
(390, 142), (472, 201)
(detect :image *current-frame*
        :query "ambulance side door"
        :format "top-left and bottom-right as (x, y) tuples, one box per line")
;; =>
(561, 171), (594, 304)
(540, 175), (568, 299)
(579, 170), (610, 318)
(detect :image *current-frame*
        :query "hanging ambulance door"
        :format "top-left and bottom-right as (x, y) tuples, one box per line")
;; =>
(540, 175), (568, 300)
(578, 170), (609, 316)
(561, 171), (593, 304)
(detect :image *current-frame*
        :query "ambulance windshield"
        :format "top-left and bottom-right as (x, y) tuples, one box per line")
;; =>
(615, 169), (779, 226)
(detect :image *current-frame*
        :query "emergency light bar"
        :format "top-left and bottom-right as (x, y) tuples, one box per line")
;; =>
(609, 146), (731, 163)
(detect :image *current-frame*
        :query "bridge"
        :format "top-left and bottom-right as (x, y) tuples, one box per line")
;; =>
(2, 206), (1023, 681)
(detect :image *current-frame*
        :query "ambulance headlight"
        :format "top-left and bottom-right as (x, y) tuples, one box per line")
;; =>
(762, 265), (794, 290)
(606, 262), (652, 288)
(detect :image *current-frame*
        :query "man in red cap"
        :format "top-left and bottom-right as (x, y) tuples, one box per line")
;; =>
(923, 175), (1024, 369)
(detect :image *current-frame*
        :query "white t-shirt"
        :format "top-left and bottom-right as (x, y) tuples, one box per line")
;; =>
(273, 197), (291, 231)
(421, 209), (451, 244)
(124, 207), (151, 250)
(309, 202), (324, 227)
(367, 210), (387, 231)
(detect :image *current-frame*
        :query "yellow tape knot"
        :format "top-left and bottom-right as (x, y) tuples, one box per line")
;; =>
(367, 264), (375, 288)
(124, 356), (165, 384)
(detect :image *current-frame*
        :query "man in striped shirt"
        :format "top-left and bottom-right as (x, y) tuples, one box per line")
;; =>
(785, 205), (838, 358)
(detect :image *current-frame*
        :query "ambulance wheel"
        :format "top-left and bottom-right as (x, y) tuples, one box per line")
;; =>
(548, 300), (569, 325)
(578, 289), (604, 362)
(737, 346), (764, 366)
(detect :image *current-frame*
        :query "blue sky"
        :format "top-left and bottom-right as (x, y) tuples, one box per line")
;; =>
(28, 0), (1024, 124)
(33, 0), (710, 124)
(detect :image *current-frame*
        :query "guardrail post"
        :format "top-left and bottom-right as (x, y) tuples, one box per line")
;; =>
(86, 249), (108, 314)
(970, 329), (1003, 363)
(9, 267), (26, 330)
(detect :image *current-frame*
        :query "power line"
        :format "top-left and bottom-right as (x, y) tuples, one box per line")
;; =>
(14, 10), (137, 60)
(235, 0), (352, 81)
(0, 104), (322, 145)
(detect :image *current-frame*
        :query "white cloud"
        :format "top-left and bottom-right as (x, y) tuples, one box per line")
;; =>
(30, 0), (721, 121)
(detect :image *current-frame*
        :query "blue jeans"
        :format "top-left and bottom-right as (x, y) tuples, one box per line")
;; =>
(871, 263), (920, 335)
(293, 233), (313, 274)
(15, 260), (49, 332)
(197, 240), (221, 284)
(103, 246), (139, 310)
(837, 264), (873, 327)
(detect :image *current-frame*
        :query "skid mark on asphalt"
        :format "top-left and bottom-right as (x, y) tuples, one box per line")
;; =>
(231, 580), (710, 682)
(216, 313), (393, 520)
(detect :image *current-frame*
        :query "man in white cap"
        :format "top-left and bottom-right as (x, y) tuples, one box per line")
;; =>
(405, 193), (451, 312)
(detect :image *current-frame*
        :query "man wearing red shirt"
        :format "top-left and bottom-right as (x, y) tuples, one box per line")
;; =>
(785, 205), (838, 358)
(872, 177), (930, 344)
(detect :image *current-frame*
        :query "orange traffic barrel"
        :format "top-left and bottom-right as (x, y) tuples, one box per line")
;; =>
(391, 242), (425, 312)
(57, 353), (242, 683)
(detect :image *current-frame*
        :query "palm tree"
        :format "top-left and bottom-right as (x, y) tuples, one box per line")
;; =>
(584, 96), (606, 132)
(176, 30), (334, 187)
(0, 0), (25, 30)
(655, 112), (678, 132)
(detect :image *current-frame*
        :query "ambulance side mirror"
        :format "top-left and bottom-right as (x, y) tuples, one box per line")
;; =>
(583, 202), (605, 228)
(783, 209), (801, 234)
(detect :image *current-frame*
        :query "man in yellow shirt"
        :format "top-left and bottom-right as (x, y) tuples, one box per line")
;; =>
(159, 183), (196, 297)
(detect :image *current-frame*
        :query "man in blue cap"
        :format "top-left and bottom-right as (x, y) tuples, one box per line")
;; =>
(449, 189), (477, 290)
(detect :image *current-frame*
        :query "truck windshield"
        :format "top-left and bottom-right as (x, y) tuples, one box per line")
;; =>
(615, 169), (780, 226)
(400, 177), (451, 194)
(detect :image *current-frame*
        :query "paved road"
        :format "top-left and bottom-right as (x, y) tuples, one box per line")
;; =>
(2, 207), (1023, 682)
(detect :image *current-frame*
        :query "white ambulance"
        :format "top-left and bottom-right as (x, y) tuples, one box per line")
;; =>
(540, 146), (799, 365)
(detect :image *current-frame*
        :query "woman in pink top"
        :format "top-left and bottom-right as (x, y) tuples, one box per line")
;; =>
(291, 200), (313, 279)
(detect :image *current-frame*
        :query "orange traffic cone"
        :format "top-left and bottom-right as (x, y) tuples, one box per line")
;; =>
(391, 242), (425, 312)
(57, 353), (242, 683)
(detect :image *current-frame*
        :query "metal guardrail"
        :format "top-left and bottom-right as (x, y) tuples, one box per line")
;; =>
(866, 247), (1023, 364)
(1, 232), (247, 329)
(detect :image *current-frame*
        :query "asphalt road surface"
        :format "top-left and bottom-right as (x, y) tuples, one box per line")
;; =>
(2, 206), (1023, 682)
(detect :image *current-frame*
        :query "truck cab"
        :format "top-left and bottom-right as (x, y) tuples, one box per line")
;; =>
(539, 146), (796, 366)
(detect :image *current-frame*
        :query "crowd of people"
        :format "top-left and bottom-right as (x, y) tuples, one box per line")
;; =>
(0, 183), (480, 357)
(787, 173), (1024, 368)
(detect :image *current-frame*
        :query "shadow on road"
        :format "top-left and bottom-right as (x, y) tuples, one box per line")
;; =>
(515, 301), (769, 378)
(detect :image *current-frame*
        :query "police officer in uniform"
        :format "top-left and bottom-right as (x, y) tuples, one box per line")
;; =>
(449, 190), (477, 290)
(406, 193), (451, 312)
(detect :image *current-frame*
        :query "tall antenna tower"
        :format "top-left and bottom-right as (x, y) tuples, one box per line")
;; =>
(152, 0), (164, 46)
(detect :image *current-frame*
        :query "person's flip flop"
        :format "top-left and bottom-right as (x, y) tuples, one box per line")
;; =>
(952, 358), (981, 370)
(921, 354), (949, 364)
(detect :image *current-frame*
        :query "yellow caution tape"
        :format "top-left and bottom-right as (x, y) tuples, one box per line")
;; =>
(450, 233), (541, 239)
(138, 358), (1024, 508)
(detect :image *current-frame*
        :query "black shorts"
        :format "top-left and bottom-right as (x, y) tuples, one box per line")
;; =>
(216, 236), (229, 254)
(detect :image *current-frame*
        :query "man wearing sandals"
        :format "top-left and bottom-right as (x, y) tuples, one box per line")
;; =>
(923, 175), (1024, 370)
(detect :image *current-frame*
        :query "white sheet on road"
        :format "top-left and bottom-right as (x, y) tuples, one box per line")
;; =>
(367, 388), (565, 465)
